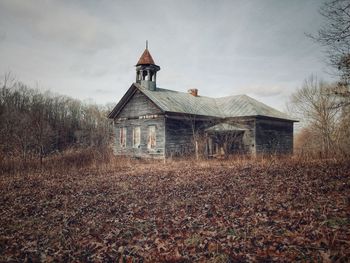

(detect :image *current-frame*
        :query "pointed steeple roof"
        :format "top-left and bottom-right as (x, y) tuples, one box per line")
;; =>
(136, 48), (156, 65)
(136, 42), (157, 66)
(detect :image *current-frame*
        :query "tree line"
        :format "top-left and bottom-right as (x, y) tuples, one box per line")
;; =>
(289, 76), (350, 158)
(0, 73), (113, 163)
(289, 0), (350, 159)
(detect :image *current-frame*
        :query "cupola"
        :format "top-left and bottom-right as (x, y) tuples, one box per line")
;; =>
(135, 41), (160, 91)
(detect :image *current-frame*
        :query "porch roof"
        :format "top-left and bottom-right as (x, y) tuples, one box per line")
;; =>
(205, 123), (247, 133)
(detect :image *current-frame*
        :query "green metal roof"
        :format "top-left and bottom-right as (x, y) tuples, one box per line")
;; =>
(135, 83), (295, 121)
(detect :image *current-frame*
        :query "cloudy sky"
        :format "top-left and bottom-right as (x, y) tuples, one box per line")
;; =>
(0, 0), (335, 111)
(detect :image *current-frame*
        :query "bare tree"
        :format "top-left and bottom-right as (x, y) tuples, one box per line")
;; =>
(0, 73), (113, 163)
(305, 0), (350, 158)
(310, 0), (350, 83)
(211, 131), (243, 158)
(183, 111), (215, 159)
(288, 76), (340, 157)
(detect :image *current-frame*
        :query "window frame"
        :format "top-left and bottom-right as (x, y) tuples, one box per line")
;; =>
(133, 126), (141, 148)
(120, 127), (127, 148)
(147, 125), (156, 150)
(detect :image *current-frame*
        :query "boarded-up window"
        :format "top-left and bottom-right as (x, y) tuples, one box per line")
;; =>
(120, 127), (126, 148)
(133, 127), (141, 148)
(147, 125), (156, 149)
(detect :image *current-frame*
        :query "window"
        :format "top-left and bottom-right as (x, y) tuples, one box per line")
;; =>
(133, 127), (141, 148)
(120, 127), (126, 148)
(147, 125), (156, 149)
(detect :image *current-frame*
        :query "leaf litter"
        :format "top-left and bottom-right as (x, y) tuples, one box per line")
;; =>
(0, 159), (349, 262)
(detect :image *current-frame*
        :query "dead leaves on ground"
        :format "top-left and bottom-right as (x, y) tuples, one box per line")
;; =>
(0, 160), (350, 262)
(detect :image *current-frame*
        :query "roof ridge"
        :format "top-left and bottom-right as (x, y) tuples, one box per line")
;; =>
(130, 83), (296, 121)
(154, 87), (180, 93)
(213, 97), (225, 117)
(239, 94), (259, 115)
(242, 95), (293, 119)
(151, 86), (218, 99)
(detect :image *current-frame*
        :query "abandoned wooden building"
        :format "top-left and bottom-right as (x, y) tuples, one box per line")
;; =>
(108, 46), (296, 158)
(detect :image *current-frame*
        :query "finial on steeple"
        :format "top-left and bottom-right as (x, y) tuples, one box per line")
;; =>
(135, 43), (160, 91)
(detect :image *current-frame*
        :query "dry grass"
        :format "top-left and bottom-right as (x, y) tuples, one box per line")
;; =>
(0, 150), (349, 262)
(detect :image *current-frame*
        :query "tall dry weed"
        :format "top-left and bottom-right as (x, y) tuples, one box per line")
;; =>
(1, 147), (347, 177)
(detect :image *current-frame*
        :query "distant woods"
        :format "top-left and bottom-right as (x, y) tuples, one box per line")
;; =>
(289, 76), (350, 158)
(0, 73), (113, 163)
(289, 0), (350, 159)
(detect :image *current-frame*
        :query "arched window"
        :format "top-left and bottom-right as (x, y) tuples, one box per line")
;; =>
(142, 70), (148, 80)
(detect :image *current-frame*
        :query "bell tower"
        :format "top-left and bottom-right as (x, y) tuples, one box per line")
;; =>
(135, 41), (160, 91)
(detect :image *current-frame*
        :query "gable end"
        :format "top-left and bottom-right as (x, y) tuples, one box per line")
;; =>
(108, 84), (164, 119)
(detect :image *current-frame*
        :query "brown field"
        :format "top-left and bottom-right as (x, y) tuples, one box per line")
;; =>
(0, 154), (350, 262)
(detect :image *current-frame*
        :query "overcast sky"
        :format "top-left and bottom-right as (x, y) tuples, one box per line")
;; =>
(0, 0), (335, 111)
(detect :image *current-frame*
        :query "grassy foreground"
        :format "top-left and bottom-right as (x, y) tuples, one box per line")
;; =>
(0, 156), (349, 262)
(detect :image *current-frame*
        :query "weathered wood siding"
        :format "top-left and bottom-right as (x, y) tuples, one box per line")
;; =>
(164, 116), (258, 157)
(225, 117), (256, 154)
(113, 91), (165, 158)
(164, 116), (222, 157)
(113, 118), (165, 158)
(118, 90), (162, 118)
(164, 118), (196, 157)
(255, 117), (293, 154)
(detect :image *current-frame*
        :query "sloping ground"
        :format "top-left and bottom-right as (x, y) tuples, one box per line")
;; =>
(0, 159), (349, 262)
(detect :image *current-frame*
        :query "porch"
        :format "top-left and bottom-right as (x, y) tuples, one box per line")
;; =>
(204, 123), (247, 158)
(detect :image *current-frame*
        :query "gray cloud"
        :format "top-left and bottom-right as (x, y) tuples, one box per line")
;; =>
(0, 0), (118, 51)
(0, 32), (6, 42)
(240, 84), (286, 97)
(95, 88), (113, 94)
(0, 0), (336, 111)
